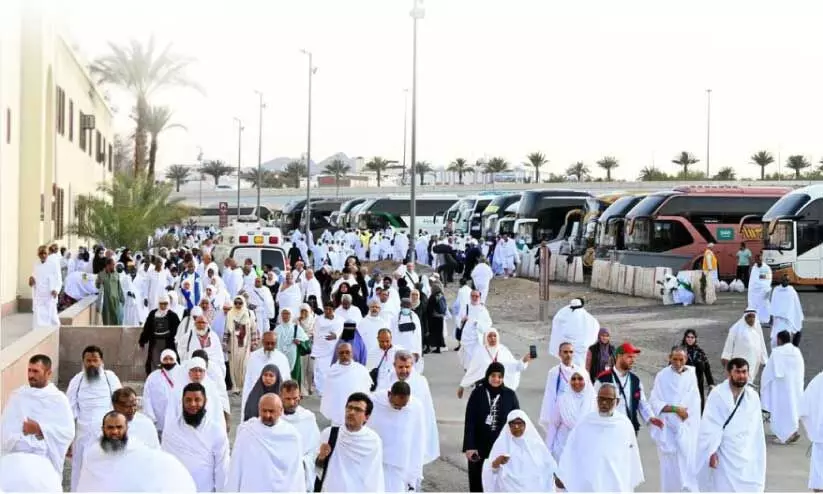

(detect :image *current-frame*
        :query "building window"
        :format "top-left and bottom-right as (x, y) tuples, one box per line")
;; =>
(55, 87), (66, 135)
(95, 130), (101, 163)
(68, 100), (74, 142)
(88, 129), (92, 157)
(40, 194), (44, 221)
(53, 187), (65, 239)
(108, 143), (113, 171)
(79, 112), (86, 151)
(5, 108), (9, 144)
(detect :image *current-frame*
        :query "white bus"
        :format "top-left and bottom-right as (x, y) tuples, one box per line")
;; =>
(356, 195), (459, 234)
(761, 184), (823, 286)
(444, 192), (505, 238)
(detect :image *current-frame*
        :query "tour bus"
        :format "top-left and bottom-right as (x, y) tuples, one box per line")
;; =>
(357, 195), (459, 234)
(443, 192), (504, 239)
(299, 198), (347, 236)
(278, 198), (326, 233)
(189, 204), (278, 226)
(481, 193), (521, 238)
(211, 223), (288, 270)
(551, 192), (627, 256)
(511, 189), (593, 247)
(619, 185), (792, 279)
(759, 184), (823, 286)
(332, 198), (368, 229)
(594, 194), (647, 258)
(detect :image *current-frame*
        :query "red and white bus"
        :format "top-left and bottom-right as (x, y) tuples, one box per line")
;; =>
(617, 185), (792, 279)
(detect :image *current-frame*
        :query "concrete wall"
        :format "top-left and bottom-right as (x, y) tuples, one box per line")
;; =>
(0, 326), (59, 411)
(58, 295), (99, 326)
(58, 326), (144, 386)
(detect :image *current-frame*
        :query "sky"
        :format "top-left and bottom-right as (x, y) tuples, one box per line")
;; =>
(54, 0), (823, 180)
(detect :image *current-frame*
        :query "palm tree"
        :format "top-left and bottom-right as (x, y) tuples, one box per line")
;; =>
(240, 168), (269, 189)
(282, 160), (308, 188)
(786, 155), (811, 179)
(69, 172), (189, 249)
(112, 134), (133, 174)
(713, 166), (737, 181)
(140, 105), (186, 178)
(324, 159), (351, 196)
(198, 160), (234, 186)
(165, 164), (191, 192)
(525, 152), (548, 183)
(671, 151), (699, 176)
(596, 156), (619, 181)
(750, 150), (775, 180)
(90, 36), (201, 174)
(365, 157), (390, 187)
(638, 166), (669, 181)
(566, 161), (590, 181)
(414, 161), (433, 186)
(483, 157), (510, 184)
(447, 158), (473, 185)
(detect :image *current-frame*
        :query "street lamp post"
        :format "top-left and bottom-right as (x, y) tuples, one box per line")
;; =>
(234, 117), (244, 221)
(402, 88), (409, 186)
(409, 0), (424, 261)
(301, 49), (316, 236)
(196, 145), (204, 211)
(255, 90), (265, 218)
(706, 89), (712, 177)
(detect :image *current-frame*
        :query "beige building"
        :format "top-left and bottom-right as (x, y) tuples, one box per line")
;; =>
(0, 2), (114, 314)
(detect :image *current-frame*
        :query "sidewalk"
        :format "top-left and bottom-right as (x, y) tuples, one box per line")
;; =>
(0, 313), (34, 350)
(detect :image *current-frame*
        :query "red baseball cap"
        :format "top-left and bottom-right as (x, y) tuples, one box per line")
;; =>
(616, 342), (641, 355)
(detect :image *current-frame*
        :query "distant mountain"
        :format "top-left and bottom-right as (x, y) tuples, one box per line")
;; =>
(260, 152), (357, 175)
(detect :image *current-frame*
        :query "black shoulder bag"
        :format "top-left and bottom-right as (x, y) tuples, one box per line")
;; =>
(722, 392), (744, 429)
(455, 304), (469, 341)
(314, 426), (340, 492)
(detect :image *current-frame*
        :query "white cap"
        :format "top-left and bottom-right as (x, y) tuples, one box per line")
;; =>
(186, 357), (207, 371)
(160, 349), (177, 362)
(190, 307), (204, 318)
(158, 294), (170, 304)
(570, 298), (583, 308)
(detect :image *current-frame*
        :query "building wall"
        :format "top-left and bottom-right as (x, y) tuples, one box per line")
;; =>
(1, 3), (114, 311)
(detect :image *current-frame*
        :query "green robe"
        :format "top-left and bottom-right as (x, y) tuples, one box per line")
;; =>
(97, 271), (123, 325)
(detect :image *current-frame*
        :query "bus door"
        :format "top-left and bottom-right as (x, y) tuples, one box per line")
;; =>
(514, 219), (538, 246)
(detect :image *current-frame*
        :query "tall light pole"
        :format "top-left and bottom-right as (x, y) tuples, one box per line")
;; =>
(706, 89), (712, 177)
(409, 0), (424, 259)
(196, 145), (204, 211)
(300, 49), (316, 236)
(402, 88), (409, 186)
(254, 90), (265, 218)
(234, 117), (244, 221)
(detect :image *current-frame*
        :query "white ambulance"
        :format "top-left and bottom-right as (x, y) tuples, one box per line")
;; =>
(211, 223), (290, 271)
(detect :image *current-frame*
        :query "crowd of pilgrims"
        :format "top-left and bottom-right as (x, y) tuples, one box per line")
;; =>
(7, 224), (823, 492)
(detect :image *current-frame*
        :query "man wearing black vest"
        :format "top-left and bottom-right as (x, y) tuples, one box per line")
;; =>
(596, 342), (663, 435)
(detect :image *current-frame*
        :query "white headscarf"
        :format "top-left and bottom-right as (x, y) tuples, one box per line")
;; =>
(156, 294), (170, 317)
(482, 410), (557, 492)
(460, 328), (522, 389)
(556, 370), (595, 427)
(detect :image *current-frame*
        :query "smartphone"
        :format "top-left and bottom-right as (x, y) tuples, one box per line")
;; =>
(529, 345), (538, 359)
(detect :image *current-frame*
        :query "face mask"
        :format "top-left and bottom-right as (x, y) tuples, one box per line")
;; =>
(161, 362), (176, 371)
(401, 308), (411, 316)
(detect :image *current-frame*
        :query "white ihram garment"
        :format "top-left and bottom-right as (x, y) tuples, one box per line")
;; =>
(226, 417), (306, 492)
(310, 315), (344, 396)
(0, 383), (75, 475)
(471, 263), (493, 303)
(358, 315), (389, 356)
(695, 381), (766, 492)
(544, 377), (596, 461)
(460, 330), (527, 391)
(747, 264), (772, 324)
(760, 343), (805, 443)
(721, 317), (769, 383)
(319, 362), (373, 425)
(367, 392), (426, 492)
(282, 406), (322, 492)
(649, 365), (702, 492)
(800, 371), (823, 490)
(66, 369), (122, 491)
(161, 413), (230, 493)
(319, 425), (385, 492)
(32, 260), (61, 327)
(457, 304), (493, 368)
(128, 412), (161, 449)
(0, 452), (63, 492)
(770, 284), (804, 347)
(482, 410), (557, 492)
(548, 305), (600, 368)
(556, 411), (644, 492)
(381, 368), (440, 464)
(538, 362), (590, 432)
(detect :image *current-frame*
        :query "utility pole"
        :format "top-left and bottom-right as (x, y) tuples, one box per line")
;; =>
(409, 0), (424, 260)
(301, 49), (316, 236)
(234, 117), (244, 221)
(402, 88), (409, 186)
(706, 89), (712, 177)
(255, 90), (265, 218)
(197, 145), (203, 211)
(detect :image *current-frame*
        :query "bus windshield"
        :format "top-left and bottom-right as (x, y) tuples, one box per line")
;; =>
(765, 220), (793, 251)
(625, 193), (669, 219)
(763, 193), (810, 221)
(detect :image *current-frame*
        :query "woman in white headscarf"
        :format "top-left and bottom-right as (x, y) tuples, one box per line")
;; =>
(167, 291), (185, 319)
(458, 328), (530, 398)
(482, 410), (558, 492)
(544, 370), (595, 461)
(296, 303), (316, 394)
(225, 295), (257, 394)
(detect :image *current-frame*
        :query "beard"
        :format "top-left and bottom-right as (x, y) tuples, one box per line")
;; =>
(261, 417), (276, 427)
(598, 410), (614, 417)
(182, 407), (207, 427)
(100, 434), (128, 453)
(84, 366), (101, 381)
(731, 377), (747, 388)
(283, 407), (297, 415)
(161, 363), (176, 371)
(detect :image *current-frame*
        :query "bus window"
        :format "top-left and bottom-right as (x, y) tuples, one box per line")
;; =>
(650, 221), (693, 252)
(796, 199), (823, 256)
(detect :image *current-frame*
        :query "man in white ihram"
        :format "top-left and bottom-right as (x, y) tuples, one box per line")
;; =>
(368, 381), (426, 492)
(281, 379), (322, 492)
(747, 254), (772, 326)
(242, 331), (290, 413)
(721, 308), (769, 383)
(456, 290), (493, 368)
(320, 343), (373, 425)
(696, 358), (766, 492)
(112, 387), (161, 449)
(548, 298), (600, 368)
(226, 393), (306, 492)
(66, 345), (123, 491)
(1, 354), (74, 476)
(30, 245), (62, 328)
(649, 347), (702, 492)
(760, 330), (805, 444)
(141, 349), (179, 435)
(359, 300), (390, 356)
(0, 452), (63, 493)
(470, 258), (494, 304)
(539, 342), (590, 446)
(555, 383), (644, 492)
(769, 274), (804, 348)
(800, 368), (823, 492)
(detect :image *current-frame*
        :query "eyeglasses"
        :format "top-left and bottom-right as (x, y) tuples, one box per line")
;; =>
(597, 396), (617, 403)
(345, 404), (367, 413)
